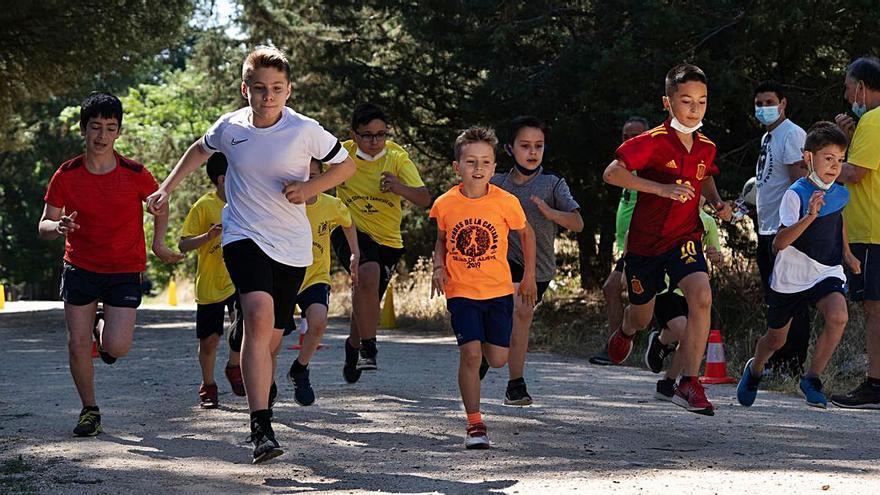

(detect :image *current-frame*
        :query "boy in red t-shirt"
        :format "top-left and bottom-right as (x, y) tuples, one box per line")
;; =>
(430, 126), (536, 449)
(38, 92), (182, 437)
(602, 64), (732, 415)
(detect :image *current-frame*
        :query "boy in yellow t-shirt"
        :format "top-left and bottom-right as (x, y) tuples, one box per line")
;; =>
(179, 153), (244, 408)
(331, 103), (431, 381)
(430, 127), (536, 449)
(274, 159), (360, 407)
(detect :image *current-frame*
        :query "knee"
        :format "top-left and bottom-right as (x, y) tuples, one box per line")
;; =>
(487, 353), (508, 368)
(199, 335), (221, 352)
(603, 279), (620, 300)
(825, 309), (848, 331)
(310, 321), (327, 335)
(356, 265), (380, 293)
(460, 347), (482, 369)
(103, 340), (131, 358)
(688, 287), (712, 312)
(764, 331), (787, 351)
(68, 333), (92, 352)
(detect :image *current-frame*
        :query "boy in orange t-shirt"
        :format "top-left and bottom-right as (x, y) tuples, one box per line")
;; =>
(430, 126), (536, 449)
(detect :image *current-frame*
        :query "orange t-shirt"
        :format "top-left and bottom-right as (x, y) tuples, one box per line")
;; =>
(429, 184), (527, 300)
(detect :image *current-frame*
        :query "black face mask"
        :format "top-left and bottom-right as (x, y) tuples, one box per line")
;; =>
(504, 144), (542, 176)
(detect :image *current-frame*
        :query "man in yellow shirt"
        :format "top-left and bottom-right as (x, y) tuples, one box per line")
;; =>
(331, 104), (431, 381)
(833, 56), (880, 409)
(179, 153), (244, 408)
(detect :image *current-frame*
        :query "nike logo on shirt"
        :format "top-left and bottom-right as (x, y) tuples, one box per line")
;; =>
(231, 137), (249, 145)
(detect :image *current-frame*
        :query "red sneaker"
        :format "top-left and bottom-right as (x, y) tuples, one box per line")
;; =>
(465, 422), (490, 450)
(672, 379), (715, 416)
(199, 383), (219, 409)
(225, 364), (246, 397)
(606, 327), (635, 364)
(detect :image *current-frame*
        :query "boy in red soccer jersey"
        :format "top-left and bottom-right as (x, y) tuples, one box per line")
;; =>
(38, 92), (183, 437)
(602, 64), (732, 415)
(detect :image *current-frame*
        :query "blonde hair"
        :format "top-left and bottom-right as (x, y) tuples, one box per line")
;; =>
(242, 46), (291, 83)
(453, 126), (498, 160)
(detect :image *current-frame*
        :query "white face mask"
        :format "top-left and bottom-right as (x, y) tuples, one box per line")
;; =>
(806, 153), (834, 191)
(355, 147), (387, 162)
(669, 114), (703, 134)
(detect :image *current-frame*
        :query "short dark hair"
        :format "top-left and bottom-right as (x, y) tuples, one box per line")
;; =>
(80, 92), (123, 130)
(242, 46), (291, 83)
(351, 103), (389, 130)
(507, 115), (546, 144)
(206, 153), (228, 185)
(454, 126), (498, 161)
(847, 56), (880, 91)
(804, 121), (848, 153)
(754, 80), (786, 100)
(624, 116), (649, 129)
(665, 63), (707, 96)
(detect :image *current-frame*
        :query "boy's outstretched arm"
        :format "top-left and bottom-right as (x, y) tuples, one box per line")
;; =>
(431, 227), (448, 298)
(516, 222), (537, 307)
(700, 176), (733, 222)
(284, 157), (356, 204)
(603, 160), (695, 203)
(529, 197), (583, 232)
(178, 224), (222, 253)
(146, 140), (212, 212)
(381, 171), (432, 207)
(151, 206), (184, 264)
(773, 190), (824, 252)
(341, 222), (361, 287)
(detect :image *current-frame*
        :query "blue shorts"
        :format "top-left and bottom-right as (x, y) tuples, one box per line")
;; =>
(447, 295), (514, 347)
(624, 240), (708, 306)
(767, 277), (845, 329)
(848, 243), (880, 302)
(60, 262), (142, 308)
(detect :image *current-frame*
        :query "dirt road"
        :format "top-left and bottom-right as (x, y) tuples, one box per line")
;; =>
(1, 305), (879, 494)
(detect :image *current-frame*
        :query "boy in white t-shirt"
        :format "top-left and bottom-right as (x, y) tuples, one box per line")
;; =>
(147, 46), (355, 464)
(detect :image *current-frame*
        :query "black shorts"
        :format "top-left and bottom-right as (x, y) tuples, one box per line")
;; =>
(195, 293), (242, 340)
(848, 243), (880, 302)
(447, 295), (514, 347)
(283, 283), (331, 336)
(654, 291), (688, 329)
(223, 239), (305, 331)
(509, 261), (551, 303)
(60, 262), (142, 308)
(767, 277), (845, 329)
(624, 240), (708, 306)
(331, 228), (404, 296)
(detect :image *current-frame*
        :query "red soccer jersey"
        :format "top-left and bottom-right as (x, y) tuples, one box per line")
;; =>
(615, 120), (719, 257)
(44, 152), (159, 273)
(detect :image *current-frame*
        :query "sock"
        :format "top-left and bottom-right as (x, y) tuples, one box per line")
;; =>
(250, 409), (271, 428)
(467, 411), (482, 426)
(508, 377), (525, 387)
(867, 377), (880, 387)
(291, 359), (308, 373)
(679, 376), (694, 384)
(361, 337), (377, 351)
(804, 371), (819, 379)
(83, 405), (99, 412)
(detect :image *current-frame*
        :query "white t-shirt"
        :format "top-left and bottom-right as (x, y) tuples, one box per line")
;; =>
(755, 118), (806, 235)
(201, 107), (349, 267)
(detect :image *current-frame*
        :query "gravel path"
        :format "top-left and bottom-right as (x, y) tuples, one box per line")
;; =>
(1, 305), (879, 494)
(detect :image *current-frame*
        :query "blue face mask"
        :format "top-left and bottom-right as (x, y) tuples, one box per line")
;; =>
(852, 82), (868, 118)
(755, 105), (781, 126)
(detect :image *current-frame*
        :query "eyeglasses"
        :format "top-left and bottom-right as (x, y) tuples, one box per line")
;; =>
(355, 131), (391, 143)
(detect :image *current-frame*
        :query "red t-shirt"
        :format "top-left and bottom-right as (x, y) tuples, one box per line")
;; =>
(615, 120), (719, 257)
(44, 153), (159, 273)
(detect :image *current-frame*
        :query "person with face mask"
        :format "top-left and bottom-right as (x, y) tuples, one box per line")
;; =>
(752, 81), (810, 377)
(832, 56), (880, 409)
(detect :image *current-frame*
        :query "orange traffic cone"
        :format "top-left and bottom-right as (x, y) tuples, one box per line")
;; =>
(699, 329), (736, 384)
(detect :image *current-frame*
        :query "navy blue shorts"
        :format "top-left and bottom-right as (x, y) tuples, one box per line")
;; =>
(767, 277), (845, 329)
(654, 291), (688, 329)
(196, 293), (242, 340)
(447, 295), (514, 347)
(848, 243), (880, 302)
(624, 240), (708, 306)
(60, 262), (142, 308)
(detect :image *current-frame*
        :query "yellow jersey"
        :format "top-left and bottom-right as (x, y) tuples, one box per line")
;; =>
(336, 140), (425, 248)
(181, 191), (235, 304)
(844, 107), (880, 244)
(302, 194), (353, 291)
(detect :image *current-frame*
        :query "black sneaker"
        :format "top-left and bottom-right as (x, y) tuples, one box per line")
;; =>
(92, 310), (116, 365)
(288, 366), (315, 406)
(655, 378), (675, 401)
(644, 329), (674, 374)
(73, 407), (102, 437)
(357, 340), (378, 371)
(588, 349), (616, 366)
(831, 379), (880, 409)
(479, 355), (490, 381)
(248, 420), (283, 464)
(504, 378), (533, 406)
(343, 338), (363, 383)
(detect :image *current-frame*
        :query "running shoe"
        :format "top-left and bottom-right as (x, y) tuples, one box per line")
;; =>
(831, 379), (880, 409)
(736, 357), (762, 407)
(357, 340), (378, 371)
(288, 365), (315, 406)
(465, 422), (490, 450)
(799, 376), (827, 409)
(92, 310), (116, 365)
(199, 383), (219, 409)
(479, 355), (490, 381)
(672, 379), (715, 416)
(655, 378), (676, 401)
(248, 420), (283, 464)
(645, 329), (674, 373)
(606, 327), (635, 364)
(588, 349), (616, 366)
(224, 364), (246, 397)
(504, 378), (533, 406)
(343, 338), (363, 383)
(73, 407), (102, 437)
